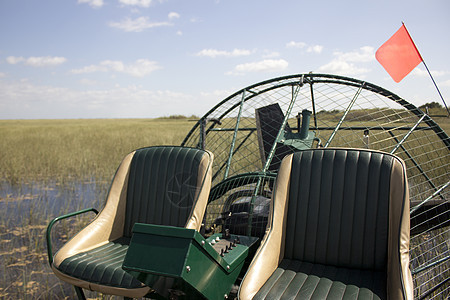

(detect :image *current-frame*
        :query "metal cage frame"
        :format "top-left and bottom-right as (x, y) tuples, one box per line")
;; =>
(182, 73), (449, 299)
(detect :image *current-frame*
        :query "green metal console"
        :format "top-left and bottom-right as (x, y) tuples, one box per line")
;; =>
(122, 223), (259, 299)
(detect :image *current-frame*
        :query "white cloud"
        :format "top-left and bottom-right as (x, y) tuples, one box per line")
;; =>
(26, 56), (67, 67)
(332, 46), (375, 63)
(318, 46), (374, 76)
(228, 59), (288, 75)
(307, 45), (323, 54)
(6, 56), (24, 64)
(196, 48), (252, 58)
(286, 41), (324, 54)
(318, 60), (370, 76)
(119, 0), (152, 7)
(78, 0), (104, 8)
(79, 78), (98, 86)
(286, 41), (306, 49)
(71, 59), (161, 77)
(168, 12), (180, 20)
(6, 56), (67, 67)
(71, 64), (106, 74)
(0, 72), (6, 78)
(109, 16), (172, 32)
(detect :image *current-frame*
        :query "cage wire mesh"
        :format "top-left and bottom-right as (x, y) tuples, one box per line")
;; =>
(182, 73), (449, 299)
(204, 172), (276, 239)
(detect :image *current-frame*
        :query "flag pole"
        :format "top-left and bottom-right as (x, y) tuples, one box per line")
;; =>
(403, 22), (450, 116)
(421, 60), (450, 116)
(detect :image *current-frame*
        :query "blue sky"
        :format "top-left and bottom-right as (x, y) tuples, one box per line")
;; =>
(1, 0), (449, 119)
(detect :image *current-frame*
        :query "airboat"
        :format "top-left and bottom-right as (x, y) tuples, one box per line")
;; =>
(46, 73), (449, 299)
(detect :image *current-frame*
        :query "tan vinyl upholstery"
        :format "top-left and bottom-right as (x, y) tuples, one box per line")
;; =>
(51, 146), (213, 298)
(238, 148), (413, 300)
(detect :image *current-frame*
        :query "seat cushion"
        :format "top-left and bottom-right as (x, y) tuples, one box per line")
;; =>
(253, 259), (386, 300)
(56, 238), (143, 290)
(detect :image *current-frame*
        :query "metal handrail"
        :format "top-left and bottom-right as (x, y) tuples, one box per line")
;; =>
(46, 207), (99, 266)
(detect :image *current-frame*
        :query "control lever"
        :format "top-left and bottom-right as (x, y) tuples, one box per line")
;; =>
(223, 228), (231, 239)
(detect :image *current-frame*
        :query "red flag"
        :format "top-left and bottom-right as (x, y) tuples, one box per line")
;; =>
(376, 24), (423, 82)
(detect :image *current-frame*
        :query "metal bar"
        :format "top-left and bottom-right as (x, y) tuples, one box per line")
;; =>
(210, 127), (256, 132)
(313, 126), (432, 131)
(410, 181), (449, 214)
(390, 113), (427, 154)
(74, 286), (87, 300)
(388, 131), (444, 200)
(46, 207), (99, 266)
(310, 82), (318, 129)
(324, 83), (364, 147)
(199, 118), (206, 150)
(212, 129), (255, 182)
(210, 126), (433, 132)
(224, 90), (246, 180)
(262, 79), (303, 172)
(412, 254), (450, 275)
(420, 59), (450, 116)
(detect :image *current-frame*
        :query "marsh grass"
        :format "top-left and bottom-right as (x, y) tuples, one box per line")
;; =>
(0, 118), (195, 299)
(0, 118), (194, 184)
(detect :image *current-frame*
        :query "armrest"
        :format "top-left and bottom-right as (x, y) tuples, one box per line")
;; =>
(46, 208), (98, 266)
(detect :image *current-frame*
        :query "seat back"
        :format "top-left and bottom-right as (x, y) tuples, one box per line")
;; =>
(285, 148), (395, 270)
(123, 146), (212, 237)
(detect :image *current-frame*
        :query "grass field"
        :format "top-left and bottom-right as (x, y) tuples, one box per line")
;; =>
(0, 118), (195, 184)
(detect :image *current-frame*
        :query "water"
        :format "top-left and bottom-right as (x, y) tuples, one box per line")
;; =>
(0, 179), (110, 299)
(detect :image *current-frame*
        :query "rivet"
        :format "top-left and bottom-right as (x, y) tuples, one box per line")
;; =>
(226, 265), (230, 270)
(201, 240), (205, 245)
(186, 266), (191, 272)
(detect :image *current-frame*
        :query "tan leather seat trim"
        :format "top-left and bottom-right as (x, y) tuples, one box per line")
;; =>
(387, 156), (413, 300)
(238, 154), (293, 300)
(53, 151), (134, 268)
(185, 151), (214, 230)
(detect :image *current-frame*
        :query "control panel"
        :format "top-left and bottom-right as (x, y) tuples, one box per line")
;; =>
(208, 229), (240, 257)
(123, 224), (259, 300)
